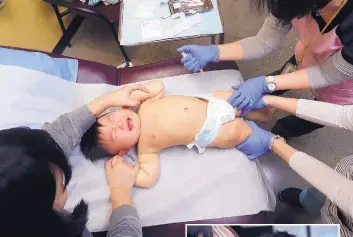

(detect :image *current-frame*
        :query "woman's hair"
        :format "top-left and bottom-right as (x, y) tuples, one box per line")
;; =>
(188, 226), (213, 237)
(251, 0), (331, 23)
(0, 127), (88, 237)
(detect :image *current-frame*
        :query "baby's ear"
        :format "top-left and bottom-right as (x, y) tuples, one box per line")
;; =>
(118, 149), (130, 157)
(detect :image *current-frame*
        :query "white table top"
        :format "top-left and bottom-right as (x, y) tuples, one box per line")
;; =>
(119, 0), (223, 46)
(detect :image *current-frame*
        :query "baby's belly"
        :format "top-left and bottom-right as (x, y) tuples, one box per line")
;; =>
(140, 96), (208, 150)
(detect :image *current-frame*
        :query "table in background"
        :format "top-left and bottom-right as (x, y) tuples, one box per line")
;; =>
(119, 0), (224, 46)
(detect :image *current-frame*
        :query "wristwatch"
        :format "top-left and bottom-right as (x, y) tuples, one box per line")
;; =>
(266, 76), (277, 92)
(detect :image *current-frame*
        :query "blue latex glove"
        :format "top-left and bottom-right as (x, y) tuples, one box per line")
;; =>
(228, 76), (270, 113)
(177, 45), (219, 72)
(236, 121), (274, 160)
(239, 96), (268, 117)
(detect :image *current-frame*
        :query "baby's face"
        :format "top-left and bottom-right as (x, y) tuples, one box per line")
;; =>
(97, 109), (141, 154)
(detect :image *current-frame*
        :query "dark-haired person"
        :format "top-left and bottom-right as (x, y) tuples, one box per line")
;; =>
(0, 85), (148, 237)
(178, 0), (353, 138)
(233, 94), (353, 237)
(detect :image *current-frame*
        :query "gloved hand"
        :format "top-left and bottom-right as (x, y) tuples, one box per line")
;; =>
(228, 76), (270, 113)
(177, 45), (219, 72)
(237, 121), (274, 160)
(239, 96), (268, 117)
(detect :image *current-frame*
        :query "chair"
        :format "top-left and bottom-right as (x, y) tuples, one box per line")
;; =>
(44, 0), (130, 66)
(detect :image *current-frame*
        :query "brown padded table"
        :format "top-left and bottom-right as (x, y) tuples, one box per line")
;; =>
(1, 46), (265, 236)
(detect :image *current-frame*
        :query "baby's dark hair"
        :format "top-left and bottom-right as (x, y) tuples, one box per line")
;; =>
(80, 121), (114, 161)
(187, 226), (213, 237)
(260, 231), (297, 237)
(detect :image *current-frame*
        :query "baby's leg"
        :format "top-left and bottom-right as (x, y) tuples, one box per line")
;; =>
(208, 118), (252, 148)
(212, 90), (273, 122)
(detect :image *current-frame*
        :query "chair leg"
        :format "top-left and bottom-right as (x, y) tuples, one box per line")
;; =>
(211, 35), (216, 45)
(51, 4), (72, 47)
(108, 23), (131, 65)
(219, 33), (224, 44)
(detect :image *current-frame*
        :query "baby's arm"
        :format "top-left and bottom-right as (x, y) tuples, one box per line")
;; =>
(212, 90), (272, 122)
(129, 80), (165, 103)
(134, 152), (160, 188)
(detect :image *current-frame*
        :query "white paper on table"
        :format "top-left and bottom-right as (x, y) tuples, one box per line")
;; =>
(165, 13), (202, 37)
(134, 1), (156, 18)
(173, 2), (181, 8)
(141, 20), (162, 38)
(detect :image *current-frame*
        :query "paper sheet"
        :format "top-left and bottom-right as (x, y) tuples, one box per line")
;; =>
(141, 20), (162, 38)
(134, 1), (156, 18)
(165, 13), (202, 37)
(0, 65), (276, 232)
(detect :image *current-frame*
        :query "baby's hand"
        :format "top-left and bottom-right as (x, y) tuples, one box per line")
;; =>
(106, 156), (139, 191)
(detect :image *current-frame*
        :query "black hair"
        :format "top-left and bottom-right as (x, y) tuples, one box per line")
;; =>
(260, 231), (297, 237)
(187, 226), (213, 237)
(251, 0), (331, 24)
(80, 121), (113, 161)
(0, 127), (88, 237)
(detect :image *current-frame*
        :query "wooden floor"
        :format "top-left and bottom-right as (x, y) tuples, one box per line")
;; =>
(0, 0), (69, 52)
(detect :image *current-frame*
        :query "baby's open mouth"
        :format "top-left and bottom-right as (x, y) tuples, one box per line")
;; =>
(127, 117), (133, 131)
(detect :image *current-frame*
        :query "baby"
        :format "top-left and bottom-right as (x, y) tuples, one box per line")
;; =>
(81, 80), (270, 188)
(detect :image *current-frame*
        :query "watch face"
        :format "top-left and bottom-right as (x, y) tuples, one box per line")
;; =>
(268, 82), (276, 91)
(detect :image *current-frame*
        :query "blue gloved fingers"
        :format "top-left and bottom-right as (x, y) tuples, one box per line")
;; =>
(177, 45), (193, 53)
(240, 108), (251, 117)
(248, 154), (257, 160)
(186, 58), (199, 72)
(236, 140), (248, 151)
(229, 94), (245, 108)
(232, 84), (241, 90)
(189, 60), (201, 72)
(184, 57), (197, 69)
(227, 91), (242, 105)
(232, 95), (248, 108)
(181, 54), (194, 64)
(237, 99), (250, 111)
(242, 150), (251, 156)
(192, 63), (202, 73)
(246, 120), (257, 129)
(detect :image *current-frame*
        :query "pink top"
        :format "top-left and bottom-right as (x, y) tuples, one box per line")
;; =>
(292, 5), (353, 105)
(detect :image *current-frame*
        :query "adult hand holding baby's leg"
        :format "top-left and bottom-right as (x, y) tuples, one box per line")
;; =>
(106, 156), (139, 209)
(228, 76), (270, 113)
(236, 121), (274, 160)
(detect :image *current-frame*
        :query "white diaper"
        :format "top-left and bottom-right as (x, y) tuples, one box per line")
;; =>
(186, 94), (235, 153)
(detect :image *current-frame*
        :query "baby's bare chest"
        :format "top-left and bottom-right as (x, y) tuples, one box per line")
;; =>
(137, 96), (208, 151)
